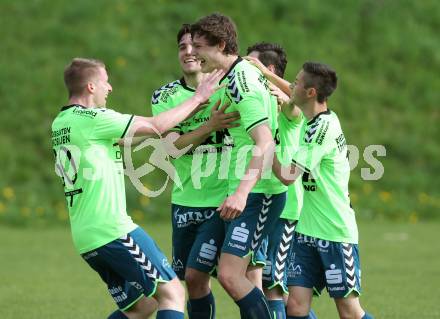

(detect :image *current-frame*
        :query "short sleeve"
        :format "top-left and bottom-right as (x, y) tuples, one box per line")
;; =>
(292, 119), (333, 172)
(92, 109), (134, 139)
(236, 93), (268, 133)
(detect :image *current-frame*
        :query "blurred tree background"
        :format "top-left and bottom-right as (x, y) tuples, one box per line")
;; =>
(0, 0), (439, 227)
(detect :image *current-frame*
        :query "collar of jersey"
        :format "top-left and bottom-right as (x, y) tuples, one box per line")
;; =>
(60, 104), (86, 112)
(307, 109), (331, 125)
(220, 56), (243, 83)
(179, 77), (196, 92)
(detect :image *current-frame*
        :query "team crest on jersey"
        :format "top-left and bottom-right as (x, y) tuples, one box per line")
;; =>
(151, 80), (181, 104)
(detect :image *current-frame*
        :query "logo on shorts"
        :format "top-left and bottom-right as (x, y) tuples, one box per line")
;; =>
(175, 209), (215, 228)
(172, 258), (184, 272)
(325, 264), (343, 284)
(231, 223), (249, 243)
(263, 260), (272, 278)
(162, 259), (170, 268)
(317, 239), (330, 252)
(82, 251), (98, 260)
(199, 239), (217, 261)
(128, 281), (143, 290)
(287, 262), (302, 277)
(109, 286), (128, 303)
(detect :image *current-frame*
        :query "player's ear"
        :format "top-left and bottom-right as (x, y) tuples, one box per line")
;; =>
(268, 64), (276, 74)
(306, 87), (316, 99)
(86, 82), (95, 94)
(218, 40), (226, 53)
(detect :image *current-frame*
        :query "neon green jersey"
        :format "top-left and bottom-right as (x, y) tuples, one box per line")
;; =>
(51, 105), (137, 254)
(277, 111), (304, 220)
(151, 78), (228, 207)
(292, 110), (358, 243)
(220, 58), (286, 195)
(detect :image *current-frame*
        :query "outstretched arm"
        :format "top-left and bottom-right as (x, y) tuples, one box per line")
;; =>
(128, 69), (225, 137)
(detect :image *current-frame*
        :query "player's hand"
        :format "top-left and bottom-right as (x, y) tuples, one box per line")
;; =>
(194, 69), (225, 106)
(205, 100), (240, 132)
(243, 56), (270, 76)
(269, 82), (290, 106)
(217, 192), (248, 220)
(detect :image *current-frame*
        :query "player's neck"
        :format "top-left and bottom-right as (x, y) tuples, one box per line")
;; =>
(183, 72), (203, 89)
(68, 95), (95, 108)
(302, 101), (328, 121)
(220, 55), (239, 73)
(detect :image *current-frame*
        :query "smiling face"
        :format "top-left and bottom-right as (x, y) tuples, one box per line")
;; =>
(91, 67), (112, 107)
(191, 34), (223, 73)
(178, 33), (201, 75)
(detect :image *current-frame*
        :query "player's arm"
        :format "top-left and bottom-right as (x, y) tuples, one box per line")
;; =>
(245, 56), (291, 96)
(269, 82), (302, 121)
(218, 123), (275, 220)
(171, 101), (239, 151)
(128, 69), (225, 137)
(272, 154), (303, 185)
(245, 56), (301, 121)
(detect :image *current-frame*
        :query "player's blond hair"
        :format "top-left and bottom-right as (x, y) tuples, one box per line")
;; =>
(64, 58), (105, 97)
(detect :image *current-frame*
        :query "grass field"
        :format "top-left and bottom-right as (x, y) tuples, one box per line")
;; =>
(1, 221), (439, 319)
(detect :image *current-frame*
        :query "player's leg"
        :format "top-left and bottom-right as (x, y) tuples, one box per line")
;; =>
(81, 226), (178, 319)
(121, 227), (185, 318)
(219, 192), (286, 318)
(246, 237), (267, 291)
(321, 242), (373, 319)
(285, 233), (324, 318)
(263, 219), (296, 319)
(184, 208), (224, 319)
(246, 264), (263, 291)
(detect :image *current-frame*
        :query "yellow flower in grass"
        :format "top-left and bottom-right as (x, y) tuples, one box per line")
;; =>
(417, 193), (429, 205)
(139, 196), (150, 207)
(362, 184), (372, 195)
(0, 201), (5, 214)
(3, 187), (15, 200)
(409, 212), (418, 224)
(116, 57), (127, 68)
(350, 192), (358, 204)
(36, 206), (45, 216)
(379, 191), (392, 203)
(132, 209), (144, 222)
(57, 209), (68, 221)
(21, 207), (31, 217)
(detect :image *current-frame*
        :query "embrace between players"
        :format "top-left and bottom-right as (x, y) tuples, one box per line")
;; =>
(52, 12), (373, 319)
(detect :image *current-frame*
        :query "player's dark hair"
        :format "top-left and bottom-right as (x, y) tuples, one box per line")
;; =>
(302, 62), (338, 103)
(177, 23), (191, 44)
(64, 58), (105, 98)
(247, 42), (287, 78)
(190, 13), (238, 55)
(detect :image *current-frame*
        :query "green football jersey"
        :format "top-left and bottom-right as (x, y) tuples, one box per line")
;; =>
(151, 78), (228, 207)
(51, 105), (137, 254)
(277, 111), (304, 221)
(292, 110), (358, 243)
(220, 57), (286, 195)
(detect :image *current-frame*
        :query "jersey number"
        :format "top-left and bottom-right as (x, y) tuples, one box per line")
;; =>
(53, 146), (83, 207)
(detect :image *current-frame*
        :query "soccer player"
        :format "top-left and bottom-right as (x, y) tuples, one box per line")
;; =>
(191, 14), (288, 319)
(270, 62), (374, 319)
(245, 49), (318, 319)
(151, 24), (239, 319)
(51, 58), (224, 319)
(246, 42), (301, 319)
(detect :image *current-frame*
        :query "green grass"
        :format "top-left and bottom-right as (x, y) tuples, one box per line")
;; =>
(1, 221), (439, 318)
